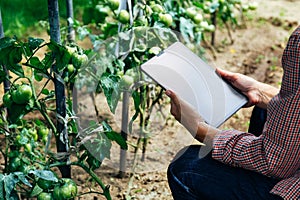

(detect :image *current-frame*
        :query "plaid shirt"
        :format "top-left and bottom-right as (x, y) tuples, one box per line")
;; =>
(212, 26), (300, 200)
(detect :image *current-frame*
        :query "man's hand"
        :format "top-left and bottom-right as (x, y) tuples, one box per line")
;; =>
(165, 90), (203, 135)
(216, 68), (279, 109)
(165, 90), (182, 122)
(165, 90), (219, 144)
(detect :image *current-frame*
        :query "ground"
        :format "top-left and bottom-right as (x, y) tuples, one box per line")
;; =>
(1, 0), (300, 200)
(90, 1), (300, 199)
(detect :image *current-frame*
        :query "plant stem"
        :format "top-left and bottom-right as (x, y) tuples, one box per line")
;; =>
(28, 78), (57, 135)
(73, 162), (112, 200)
(49, 161), (112, 200)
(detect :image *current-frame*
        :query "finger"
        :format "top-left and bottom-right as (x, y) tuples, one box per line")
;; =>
(216, 68), (239, 85)
(166, 90), (181, 107)
(166, 90), (181, 120)
(216, 68), (236, 79)
(216, 68), (232, 77)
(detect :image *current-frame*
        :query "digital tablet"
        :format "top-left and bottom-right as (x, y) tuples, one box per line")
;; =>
(141, 42), (247, 127)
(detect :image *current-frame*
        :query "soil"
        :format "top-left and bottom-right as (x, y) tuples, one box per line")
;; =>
(1, 0), (300, 200)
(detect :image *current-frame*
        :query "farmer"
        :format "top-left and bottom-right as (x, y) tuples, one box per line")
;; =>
(166, 26), (300, 200)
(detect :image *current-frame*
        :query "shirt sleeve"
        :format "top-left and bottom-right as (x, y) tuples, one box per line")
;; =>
(212, 129), (274, 176)
(212, 27), (300, 180)
(211, 124), (299, 179)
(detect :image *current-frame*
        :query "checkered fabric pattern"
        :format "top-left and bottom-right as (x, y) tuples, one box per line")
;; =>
(212, 26), (300, 200)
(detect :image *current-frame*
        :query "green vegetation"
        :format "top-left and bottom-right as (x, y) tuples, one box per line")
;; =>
(0, 0), (89, 37)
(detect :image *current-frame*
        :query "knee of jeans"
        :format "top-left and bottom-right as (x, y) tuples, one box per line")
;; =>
(167, 146), (192, 179)
(167, 152), (184, 181)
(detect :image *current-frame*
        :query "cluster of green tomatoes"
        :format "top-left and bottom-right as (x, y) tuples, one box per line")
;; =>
(36, 178), (77, 200)
(2, 83), (33, 109)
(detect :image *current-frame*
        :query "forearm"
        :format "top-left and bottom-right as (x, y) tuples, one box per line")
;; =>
(255, 82), (279, 109)
(194, 122), (219, 145)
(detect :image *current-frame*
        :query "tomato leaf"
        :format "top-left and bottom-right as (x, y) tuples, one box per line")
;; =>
(0, 68), (7, 83)
(9, 63), (25, 77)
(0, 46), (14, 66)
(42, 52), (55, 70)
(100, 73), (121, 113)
(41, 89), (50, 95)
(29, 57), (44, 69)
(29, 184), (43, 198)
(95, 133), (112, 160)
(14, 172), (32, 187)
(179, 17), (194, 44)
(101, 121), (128, 149)
(8, 104), (27, 123)
(28, 37), (44, 51)
(86, 152), (102, 170)
(29, 170), (58, 182)
(77, 26), (90, 40)
(209, 2), (220, 13)
(105, 131), (128, 150)
(4, 174), (19, 200)
(0, 174), (4, 199)
(0, 37), (15, 50)
(48, 41), (72, 72)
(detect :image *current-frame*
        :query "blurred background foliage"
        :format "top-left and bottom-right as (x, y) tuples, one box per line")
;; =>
(0, 0), (89, 37)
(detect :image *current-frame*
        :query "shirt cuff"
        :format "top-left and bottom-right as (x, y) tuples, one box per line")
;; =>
(212, 129), (244, 166)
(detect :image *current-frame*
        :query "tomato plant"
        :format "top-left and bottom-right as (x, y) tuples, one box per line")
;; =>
(0, 34), (127, 199)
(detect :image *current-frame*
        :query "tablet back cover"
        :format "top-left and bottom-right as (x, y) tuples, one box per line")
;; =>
(141, 42), (247, 127)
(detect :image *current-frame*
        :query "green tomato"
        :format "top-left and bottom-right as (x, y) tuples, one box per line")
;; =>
(24, 143), (32, 153)
(42, 135), (48, 144)
(108, 0), (119, 10)
(207, 24), (215, 32)
(242, 4), (249, 11)
(53, 186), (62, 200)
(159, 13), (173, 27)
(2, 92), (12, 108)
(150, 4), (164, 13)
(66, 46), (77, 57)
(120, 74), (134, 88)
(248, 2), (258, 10)
(186, 7), (197, 19)
(38, 127), (49, 138)
(67, 64), (75, 74)
(193, 13), (203, 24)
(11, 84), (33, 104)
(135, 15), (148, 26)
(145, 5), (153, 16)
(37, 178), (56, 191)
(16, 134), (23, 146)
(118, 10), (130, 24)
(72, 53), (88, 69)
(149, 46), (162, 55)
(200, 21), (209, 29)
(61, 178), (77, 199)
(28, 128), (38, 141)
(37, 192), (54, 200)
(53, 178), (77, 200)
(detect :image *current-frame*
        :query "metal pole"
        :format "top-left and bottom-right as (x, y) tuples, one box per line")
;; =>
(47, 0), (71, 178)
(0, 8), (10, 93)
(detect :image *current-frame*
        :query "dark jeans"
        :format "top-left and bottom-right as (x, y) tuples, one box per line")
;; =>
(167, 107), (282, 200)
